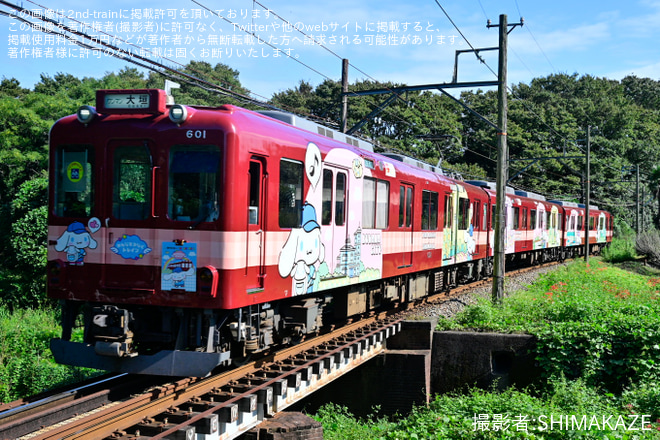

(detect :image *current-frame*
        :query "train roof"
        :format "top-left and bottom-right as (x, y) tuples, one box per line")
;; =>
(258, 110), (375, 153)
(258, 109), (451, 180)
(465, 180), (516, 195)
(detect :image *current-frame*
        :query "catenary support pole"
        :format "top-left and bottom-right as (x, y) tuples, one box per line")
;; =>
(492, 14), (508, 303)
(341, 59), (349, 133)
(585, 126), (590, 264)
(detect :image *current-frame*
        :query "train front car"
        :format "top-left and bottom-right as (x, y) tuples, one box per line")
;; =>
(49, 88), (323, 376)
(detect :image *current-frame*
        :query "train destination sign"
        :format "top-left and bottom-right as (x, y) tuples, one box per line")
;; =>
(104, 93), (150, 109)
(96, 89), (168, 115)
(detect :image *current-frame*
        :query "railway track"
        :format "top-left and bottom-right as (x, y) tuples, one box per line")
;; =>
(1, 262), (562, 440)
(2, 313), (402, 440)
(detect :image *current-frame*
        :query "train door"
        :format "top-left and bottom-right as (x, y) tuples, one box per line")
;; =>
(321, 166), (349, 276)
(101, 140), (157, 290)
(399, 184), (414, 268)
(247, 157), (268, 289)
(442, 191), (456, 266)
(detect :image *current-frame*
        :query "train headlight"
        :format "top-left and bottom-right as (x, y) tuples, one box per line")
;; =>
(77, 105), (97, 125)
(169, 104), (188, 125)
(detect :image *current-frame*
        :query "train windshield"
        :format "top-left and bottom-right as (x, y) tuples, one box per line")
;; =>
(168, 145), (221, 222)
(54, 145), (94, 218)
(112, 145), (152, 220)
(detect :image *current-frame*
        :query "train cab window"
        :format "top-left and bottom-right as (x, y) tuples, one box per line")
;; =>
(279, 159), (304, 228)
(168, 145), (221, 223)
(54, 145), (94, 218)
(422, 190), (438, 230)
(113, 145), (152, 220)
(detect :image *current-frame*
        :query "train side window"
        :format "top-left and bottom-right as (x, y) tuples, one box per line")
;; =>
(445, 195), (453, 228)
(422, 190), (438, 230)
(55, 145), (94, 218)
(279, 159), (304, 228)
(113, 145), (152, 220)
(483, 204), (488, 230)
(169, 145), (221, 223)
(578, 215), (584, 230)
(363, 177), (376, 229)
(491, 204), (496, 230)
(406, 187), (413, 227)
(513, 207), (520, 230)
(336, 172), (347, 226)
(322, 169), (333, 226)
(376, 180), (389, 229)
(473, 201), (480, 231)
(590, 216), (595, 230)
(399, 185), (413, 228)
(248, 160), (262, 225)
(363, 177), (389, 229)
(457, 198), (469, 230)
(530, 209), (537, 230)
(399, 186), (405, 227)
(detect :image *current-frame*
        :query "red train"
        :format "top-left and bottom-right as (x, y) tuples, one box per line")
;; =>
(47, 88), (612, 376)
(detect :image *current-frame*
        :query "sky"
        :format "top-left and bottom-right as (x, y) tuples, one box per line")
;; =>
(2, 0), (660, 101)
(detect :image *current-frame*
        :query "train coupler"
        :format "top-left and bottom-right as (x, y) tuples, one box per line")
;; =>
(91, 305), (137, 357)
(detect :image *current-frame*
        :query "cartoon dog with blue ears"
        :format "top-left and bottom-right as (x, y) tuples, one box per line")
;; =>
(55, 221), (98, 265)
(278, 203), (325, 295)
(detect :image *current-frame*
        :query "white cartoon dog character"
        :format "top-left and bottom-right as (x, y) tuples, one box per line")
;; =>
(55, 221), (98, 265)
(278, 203), (325, 295)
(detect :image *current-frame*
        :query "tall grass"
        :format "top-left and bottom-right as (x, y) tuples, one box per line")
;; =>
(0, 307), (98, 402)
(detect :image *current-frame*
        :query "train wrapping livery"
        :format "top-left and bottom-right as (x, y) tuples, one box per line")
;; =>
(47, 89), (612, 376)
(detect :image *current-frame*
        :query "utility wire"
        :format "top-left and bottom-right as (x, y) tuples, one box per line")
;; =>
(5, 0), (284, 111)
(434, 0), (498, 78)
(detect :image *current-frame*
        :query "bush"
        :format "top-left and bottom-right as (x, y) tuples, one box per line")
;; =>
(635, 230), (660, 266)
(0, 307), (99, 402)
(601, 237), (637, 263)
